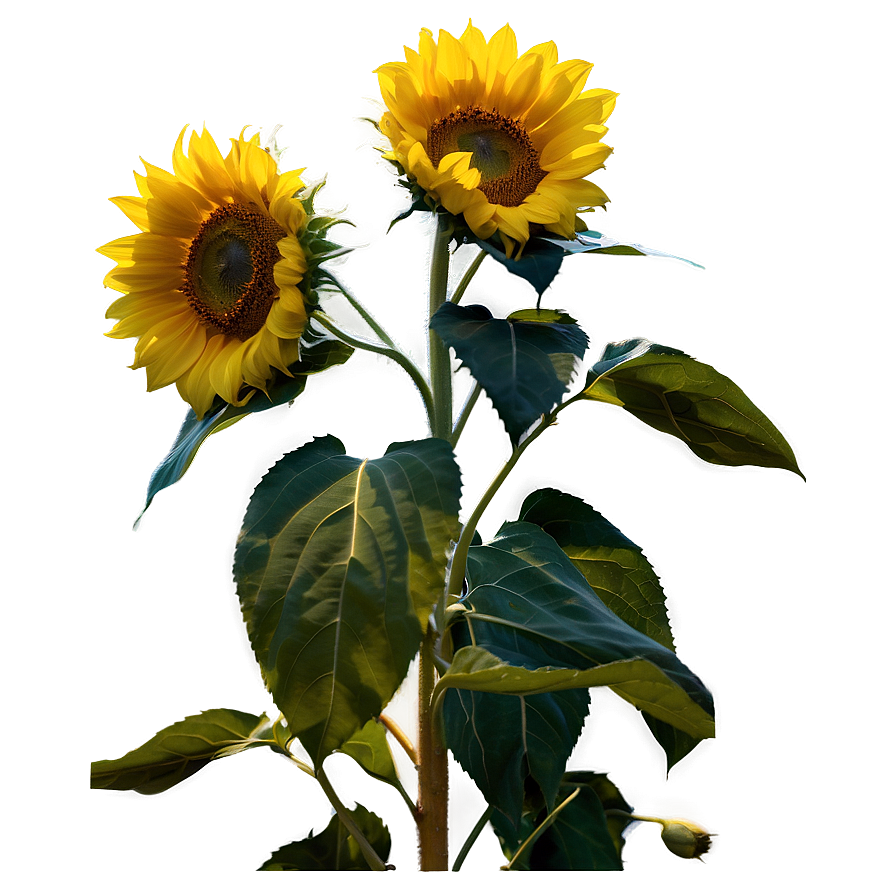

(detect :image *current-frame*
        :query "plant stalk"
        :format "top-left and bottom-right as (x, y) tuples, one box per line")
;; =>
(428, 215), (454, 441)
(417, 631), (449, 870)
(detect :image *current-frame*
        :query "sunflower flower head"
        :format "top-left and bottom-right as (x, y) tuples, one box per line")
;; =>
(100, 127), (347, 418)
(376, 22), (617, 256)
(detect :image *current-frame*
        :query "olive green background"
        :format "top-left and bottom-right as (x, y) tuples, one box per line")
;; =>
(4, 0), (890, 888)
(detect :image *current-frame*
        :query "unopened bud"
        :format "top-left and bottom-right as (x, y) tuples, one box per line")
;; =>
(659, 818), (713, 860)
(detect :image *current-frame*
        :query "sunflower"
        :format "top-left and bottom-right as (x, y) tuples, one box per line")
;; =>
(376, 23), (617, 255)
(100, 128), (312, 418)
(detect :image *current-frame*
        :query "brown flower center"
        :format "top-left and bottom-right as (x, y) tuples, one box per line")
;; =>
(427, 106), (547, 207)
(182, 203), (285, 341)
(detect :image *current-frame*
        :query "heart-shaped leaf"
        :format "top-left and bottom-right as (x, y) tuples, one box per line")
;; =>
(430, 303), (588, 443)
(234, 436), (461, 766)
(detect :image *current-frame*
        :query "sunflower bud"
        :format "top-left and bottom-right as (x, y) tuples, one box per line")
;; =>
(659, 819), (713, 860)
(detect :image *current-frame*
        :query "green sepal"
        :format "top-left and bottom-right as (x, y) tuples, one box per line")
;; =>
(430, 303), (588, 444)
(519, 487), (674, 650)
(234, 435), (461, 767)
(580, 338), (803, 477)
(258, 805), (391, 871)
(138, 328), (353, 521)
(90, 709), (284, 795)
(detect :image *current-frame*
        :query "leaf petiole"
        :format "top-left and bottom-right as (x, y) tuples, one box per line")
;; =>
(316, 763), (388, 871)
(501, 787), (581, 870)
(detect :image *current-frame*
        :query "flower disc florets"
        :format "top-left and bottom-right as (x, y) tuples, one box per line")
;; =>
(376, 22), (617, 256)
(100, 127), (329, 418)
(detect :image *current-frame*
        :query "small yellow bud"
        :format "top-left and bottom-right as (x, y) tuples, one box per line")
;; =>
(659, 818), (713, 860)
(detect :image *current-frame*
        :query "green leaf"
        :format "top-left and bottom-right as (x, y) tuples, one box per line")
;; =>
(439, 645), (712, 739)
(543, 229), (704, 268)
(640, 713), (704, 772)
(338, 718), (405, 794)
(138, 330), (354, 520)
(519, 488), (674, 650)
(442, 649), (590, 826)
(493, 772), (635, 871)
(430, 303), (588, 443)
(259, 805), (391, 870)
(234, 436), (461, 766)
(580, 338), (803, 477)
(530, 773), (632, 870)
(472, 235), (565, 299)
(454, 523), (714, 733)
(90, 709), (280, 795)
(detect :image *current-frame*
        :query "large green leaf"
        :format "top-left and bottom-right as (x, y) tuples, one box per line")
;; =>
(430, 303), (588, 443)
(338, 718), (407, 798)
(579, 339), (803, 477)
(519, 488), (674, 650)
(90, 709), (282, 795)
(137, 330), (354, 521)
(457, 523), (714, 731)
(259, 805), (391, 871)
(234, 436), (461, 766)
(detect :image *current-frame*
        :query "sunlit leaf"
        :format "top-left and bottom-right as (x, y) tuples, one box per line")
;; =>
(579, 339), (803, 477)
(91, 709), (281, 795)
(234, 436), (461, 766)
(259, 805), (391, 871)
(430, 303), (587, 443)
(338, 718), (405, 795)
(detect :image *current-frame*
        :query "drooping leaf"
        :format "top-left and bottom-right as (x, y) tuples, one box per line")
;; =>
(641, 713), (705, 772)
(473, 235), (566, 299)
(259, 805), (391, 871)
(519, 488), (674, 650)
(543, 229), (704, 268)
(338, 718), (407, 797)
(90, 709), (282, 795)
(439, 645), (712, 741)
(430, 303), (588, 443)
(579, 339), (803, 477)
(138, 330), (354, 520)
(234, 436), (461, 766)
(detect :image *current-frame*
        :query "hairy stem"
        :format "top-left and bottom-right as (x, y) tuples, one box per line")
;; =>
(417, 631), (449, 870)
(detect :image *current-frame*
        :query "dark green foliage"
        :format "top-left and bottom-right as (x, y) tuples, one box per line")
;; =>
(430, 303), (587, 443)
(234, 436), (461, 766)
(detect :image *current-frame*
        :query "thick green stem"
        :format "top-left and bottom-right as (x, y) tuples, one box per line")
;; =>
(312, 311), (436, 433)
(428, 216), (454, 440)
(417, 631), (449, 870)
(316, 763), (388, 871)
